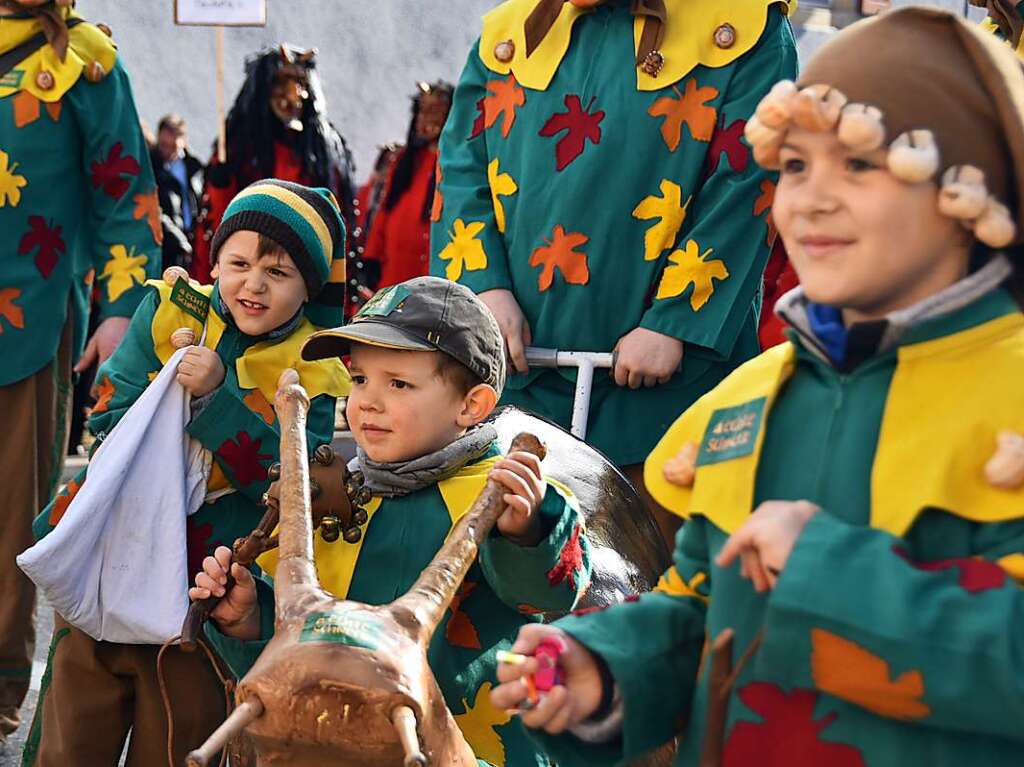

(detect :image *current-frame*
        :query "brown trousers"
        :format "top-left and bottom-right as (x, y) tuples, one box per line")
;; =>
(0, 324), (72, 731)
(27, 616), (230, 767)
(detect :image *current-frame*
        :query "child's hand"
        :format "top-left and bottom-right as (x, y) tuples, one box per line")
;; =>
(491, 451), (546, 545)
(188, 546), (260, 640)
(715, 500), (820, 592)
(176, 346), (225, 397)
(491, 624), (605, 734)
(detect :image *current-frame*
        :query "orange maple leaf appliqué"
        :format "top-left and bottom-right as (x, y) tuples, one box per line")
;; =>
(13, 91), (61, 129)
(445, 580), (481, 649)
(48, 478), (82, 527)
(753, 178), (778, 246)
(430, 158), (444, 223)
(811, 628), (931, 720)
(243, 389), (276, 426)
(648, 78), (719, 151)
(528, 226), (590, 292)
(0, 288), (26, 334)
(91, 375), (117, 414)
(471, 75), (526, 139)
(133, 190), (164, 246)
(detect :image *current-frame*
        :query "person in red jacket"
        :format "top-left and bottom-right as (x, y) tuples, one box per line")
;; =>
(363, 81), (453, 289)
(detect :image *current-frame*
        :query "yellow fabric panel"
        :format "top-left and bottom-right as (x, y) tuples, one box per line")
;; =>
(643, 342), (796, 530)
(257, 496), (384, 599)
(0, 13), (118, 101)
(236, 319), (352, 403)
(479, 0), (794, 92)
(148, 280), (224, 363)
(871, 314), (1024, 536)
(997, 553), (1024, 586)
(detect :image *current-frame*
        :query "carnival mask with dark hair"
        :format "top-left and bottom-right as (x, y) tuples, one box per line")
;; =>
(270, 45), (314, 131)
(413, 82), (453, 144)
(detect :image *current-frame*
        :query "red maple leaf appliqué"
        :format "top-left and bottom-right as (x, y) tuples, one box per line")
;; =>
(892, 546), (1006, 594)
(217, 431), (272, 486)
(186, 519), (218, 579)
(724, 684), (866, 767)
(470, 96), (487, 139)
(446, 580), (482, 649)
(547, 524), (585, 590)
(705, 118), (749, 178)
(538, 95), (605, 172)
(90, 142), (141, 199)
(18, 216), (66, 278)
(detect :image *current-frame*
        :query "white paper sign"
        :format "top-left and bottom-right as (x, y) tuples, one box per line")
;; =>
(175, 0), (267, 26)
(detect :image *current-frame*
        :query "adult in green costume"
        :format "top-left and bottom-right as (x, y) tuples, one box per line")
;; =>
(431, 0), (798, 544)
(0, 0), (159, 741)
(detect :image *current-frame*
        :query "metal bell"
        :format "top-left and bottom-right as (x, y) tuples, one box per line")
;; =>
(320, 516), (341, 542)
(268, 463), (281, 481)
(356, 487), (373, 506)
(343, 526), (363, 544)
(352, 508), (368, 526)
(313, 444), (334, 466)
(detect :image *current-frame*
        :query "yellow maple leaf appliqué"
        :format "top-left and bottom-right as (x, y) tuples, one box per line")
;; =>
(100, 244), (149, 302)
(488, 159), (518, 234)
(0, 149), (28, 208)
(438, 219), (489, 281)
(632, 180), (691, 262)
(811, 628), (931, 720)
(454, 681), (512, 767)
(656, 239), (729, 310)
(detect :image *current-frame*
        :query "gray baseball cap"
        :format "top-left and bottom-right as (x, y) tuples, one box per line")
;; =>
(301, 276), (506, 393)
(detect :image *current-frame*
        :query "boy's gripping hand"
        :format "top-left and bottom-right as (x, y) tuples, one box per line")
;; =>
(189, 546), (261, 640)
(491, 624), (605, 734)
(176, 346), (226, 397)
(490, 450), (546, 545)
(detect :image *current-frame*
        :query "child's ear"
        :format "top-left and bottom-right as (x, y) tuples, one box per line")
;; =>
(211, 262), (220, 279)
(457, 384), (498, 427)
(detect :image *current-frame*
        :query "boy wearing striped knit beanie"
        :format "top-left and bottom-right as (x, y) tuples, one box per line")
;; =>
(25, 179), (351, 766)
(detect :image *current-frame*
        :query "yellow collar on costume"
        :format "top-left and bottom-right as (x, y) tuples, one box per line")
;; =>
(0, 11), (117, 102)
(257, 456), (576, 600)
(645, 313), (1024, 537)
(479, 0), (795, 92)
(147, 279), (351, 403)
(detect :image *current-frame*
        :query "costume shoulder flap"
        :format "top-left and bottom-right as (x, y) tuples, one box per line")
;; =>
(479, 0), (796, 92)
(0, 13), (118, 102)
(644, 341), (795, 531)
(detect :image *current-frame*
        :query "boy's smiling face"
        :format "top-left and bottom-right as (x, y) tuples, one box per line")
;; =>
(774, 128), (972, 324)
(216, 230), (308, 336)
(346, 344), (495, 464)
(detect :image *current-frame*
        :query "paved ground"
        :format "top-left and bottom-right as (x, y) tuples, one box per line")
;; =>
(0, 598), (52, 766)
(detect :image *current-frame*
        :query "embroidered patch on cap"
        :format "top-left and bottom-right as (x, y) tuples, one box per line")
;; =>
(170, 279), (210, 323)
(696, 397), (767, 466)
(355, 284), (412, 320)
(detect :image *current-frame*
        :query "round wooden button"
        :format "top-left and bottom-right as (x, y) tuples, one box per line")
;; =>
(714, 23), (737, 49)
(35, 70), (55, 90)
(85, 61), (106, 83)
(97, 23), (113, 37)
(494, 39), (515, 63)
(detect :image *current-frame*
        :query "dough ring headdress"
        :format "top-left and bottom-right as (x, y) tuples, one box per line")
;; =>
(744, 6), (1024, 251)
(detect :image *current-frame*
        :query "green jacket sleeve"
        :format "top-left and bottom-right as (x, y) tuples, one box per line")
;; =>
(530, 517), (713, 766)
(641, 15), (798, 359)
(756, 510), (1024, 743)
(186, 373), (336, 505)
(67, 60), (161, 321)
(429, 41), (513, 292)
(479, 483), (592, 614)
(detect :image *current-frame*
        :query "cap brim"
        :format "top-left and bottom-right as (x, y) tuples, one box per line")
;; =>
(301, 320), (436, 361)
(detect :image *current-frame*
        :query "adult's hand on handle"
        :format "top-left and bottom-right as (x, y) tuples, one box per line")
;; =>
(612, 327), (683, 389)
(479, 289), (532, 375)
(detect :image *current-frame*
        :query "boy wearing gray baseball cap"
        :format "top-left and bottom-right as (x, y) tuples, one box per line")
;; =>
(192, 276), (593, 765)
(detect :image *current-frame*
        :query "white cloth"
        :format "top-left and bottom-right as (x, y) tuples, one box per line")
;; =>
(17, 347), (207, 644)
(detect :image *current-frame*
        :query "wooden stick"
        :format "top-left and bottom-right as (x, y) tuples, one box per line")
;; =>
(391, 706), (427, 767)
(215, 25), (226, 164)
(186, 697), (264, 767)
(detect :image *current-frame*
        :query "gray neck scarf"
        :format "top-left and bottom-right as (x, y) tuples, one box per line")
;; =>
(349, 424), (498, 498)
